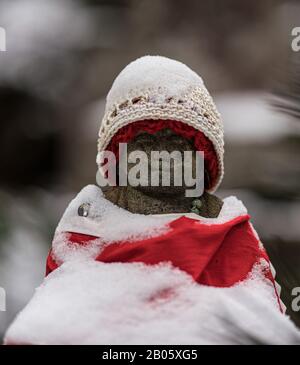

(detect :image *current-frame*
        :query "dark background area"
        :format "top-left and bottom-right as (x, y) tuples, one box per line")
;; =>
(0, 0), (299, 340)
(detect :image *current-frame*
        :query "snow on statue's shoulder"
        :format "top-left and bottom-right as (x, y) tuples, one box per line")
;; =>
(56, 184), (172, 241)
(220, 195), (248, 219)
(52, 185), (174, 264)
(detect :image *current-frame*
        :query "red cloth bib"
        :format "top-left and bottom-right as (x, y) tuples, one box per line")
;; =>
(47, 214), (269, 285)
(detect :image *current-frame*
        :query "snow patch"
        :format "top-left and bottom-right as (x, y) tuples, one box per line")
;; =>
(53, 185), (172, 264)
(107, 55), (204, 108)
(56, 185), (171, 241)
(4, 260), (300, 345)
(52, 232), (103, 265)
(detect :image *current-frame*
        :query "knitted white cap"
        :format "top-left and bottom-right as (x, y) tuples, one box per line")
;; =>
(97, 55), (224, 192)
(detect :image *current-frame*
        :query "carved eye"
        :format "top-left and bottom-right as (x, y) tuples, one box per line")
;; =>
(78, 203), (91, 217)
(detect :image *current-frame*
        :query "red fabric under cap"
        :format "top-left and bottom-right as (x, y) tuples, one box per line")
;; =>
(106, 119), (219, 190)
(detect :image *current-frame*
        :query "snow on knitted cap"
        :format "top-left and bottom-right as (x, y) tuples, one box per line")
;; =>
(97, 55), (224, 192)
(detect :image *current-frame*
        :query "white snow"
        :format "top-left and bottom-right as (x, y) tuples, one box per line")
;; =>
(53, 185), (172, 264)
(4, 259), (300, 345)
(106, 55), (204, 108)
(56, 185), (171, 240)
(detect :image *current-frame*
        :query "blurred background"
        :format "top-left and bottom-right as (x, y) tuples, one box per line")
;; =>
(0, 0), (299, 341)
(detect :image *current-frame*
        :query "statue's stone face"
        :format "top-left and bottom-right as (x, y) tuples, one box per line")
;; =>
(123, 128), (198, 196)
(104, 128), (222, 217)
